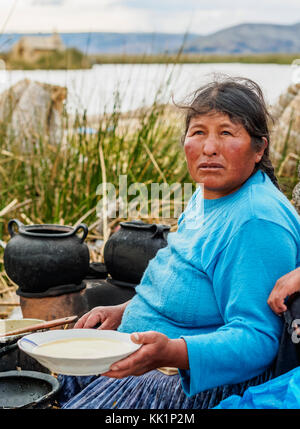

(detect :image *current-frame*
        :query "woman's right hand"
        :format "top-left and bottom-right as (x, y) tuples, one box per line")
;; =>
(74, 301), (130, 330)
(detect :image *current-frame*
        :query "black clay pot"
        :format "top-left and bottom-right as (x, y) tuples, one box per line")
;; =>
(103, 220), (170, 285)
(4, 219), (90, 294)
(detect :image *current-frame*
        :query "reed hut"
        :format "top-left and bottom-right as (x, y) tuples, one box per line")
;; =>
(11, 32), (65, 63)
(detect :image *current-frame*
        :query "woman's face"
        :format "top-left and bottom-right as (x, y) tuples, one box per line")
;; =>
(183, 111), (267, 199)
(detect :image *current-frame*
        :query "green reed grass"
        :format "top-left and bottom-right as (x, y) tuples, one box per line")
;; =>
(89, 53), (300, 66)
(0, 92), (194, 287)
(2, 51), (299, 69)
(0, 96), (190, 243)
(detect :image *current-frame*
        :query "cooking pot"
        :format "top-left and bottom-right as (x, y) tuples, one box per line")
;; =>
(4, 219), (90, 294)
(103, 220), (170, 285)
(0, 370), (60, 409)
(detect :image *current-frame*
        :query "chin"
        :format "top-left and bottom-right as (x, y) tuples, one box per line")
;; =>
(199, 179), (223, 189)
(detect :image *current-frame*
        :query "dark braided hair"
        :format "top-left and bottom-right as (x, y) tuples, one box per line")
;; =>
(179, 75), (280, 190)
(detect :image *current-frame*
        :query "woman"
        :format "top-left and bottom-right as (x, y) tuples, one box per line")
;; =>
(58, 76), (300, 409)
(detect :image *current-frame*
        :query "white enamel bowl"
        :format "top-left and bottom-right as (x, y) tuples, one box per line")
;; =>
(18, 329), (141, 376)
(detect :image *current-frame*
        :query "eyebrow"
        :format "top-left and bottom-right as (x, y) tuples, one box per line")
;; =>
(188, 121), (237, 130)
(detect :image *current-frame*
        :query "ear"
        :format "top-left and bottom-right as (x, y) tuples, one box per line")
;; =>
(255, 137), (268, 163)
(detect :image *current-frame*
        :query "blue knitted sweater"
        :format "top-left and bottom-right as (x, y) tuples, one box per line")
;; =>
(118, 170), (300, 396)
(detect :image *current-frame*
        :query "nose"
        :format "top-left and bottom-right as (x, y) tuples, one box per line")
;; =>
(202, 136), (219, 156)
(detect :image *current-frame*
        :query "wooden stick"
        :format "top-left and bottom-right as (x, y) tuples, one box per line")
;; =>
(0, 302), (20, 306)
(11, 199), (32, 211)
(0, 199), (18, 217)
(1, 315), (78, 337)
(88, 218), (103, 232)
(0, 287), (13, 295)
(74, 207), (96, 227)
(99, 142), (109, 243)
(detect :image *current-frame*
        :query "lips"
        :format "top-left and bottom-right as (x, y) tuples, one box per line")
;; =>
(198, 162), (224, 169)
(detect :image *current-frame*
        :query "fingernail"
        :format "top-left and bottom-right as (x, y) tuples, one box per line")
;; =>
(110, 364), (119, 371)
(132, 332), (139, 341)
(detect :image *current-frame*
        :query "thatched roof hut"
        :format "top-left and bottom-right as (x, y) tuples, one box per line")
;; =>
(11, 33), (65, 62)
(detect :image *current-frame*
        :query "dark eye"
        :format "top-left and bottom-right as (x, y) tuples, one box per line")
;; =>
(194, 130), (204, 135)
(221, 131), (232, 135)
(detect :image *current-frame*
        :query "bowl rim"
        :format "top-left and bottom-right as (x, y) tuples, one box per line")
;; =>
(18, 329), (141, 361)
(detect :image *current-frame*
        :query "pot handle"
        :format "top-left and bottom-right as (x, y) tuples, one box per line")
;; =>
(73, 223), (89, 243)
(150, 224), (166, 239)
(7, 219), (24, 238)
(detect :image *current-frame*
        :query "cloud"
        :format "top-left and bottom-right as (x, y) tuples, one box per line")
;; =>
(105, 0), (300, 34)
(31, 0), (65, 5)
(111, 0), (199, 11)
(0, 0), (299, 34)
(111, 0), (300, 14)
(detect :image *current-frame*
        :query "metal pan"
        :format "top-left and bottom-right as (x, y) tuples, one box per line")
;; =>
(0, 370), (60, 409)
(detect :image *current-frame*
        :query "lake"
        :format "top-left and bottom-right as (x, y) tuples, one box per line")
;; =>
(0, 63), (295, 116)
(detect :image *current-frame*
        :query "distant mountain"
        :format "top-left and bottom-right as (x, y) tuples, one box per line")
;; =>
(0, 32), (198, 55)
(0, 22), (299, 55)
(184, 22), (300, 54)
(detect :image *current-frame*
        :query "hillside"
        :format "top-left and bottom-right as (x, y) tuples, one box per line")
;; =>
(0, 22), (299, 55)
(0, 32), (197, 55)
(184, 22), (300, 54)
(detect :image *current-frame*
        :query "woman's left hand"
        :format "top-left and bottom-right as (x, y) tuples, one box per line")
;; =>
(101, 331), (188, 378)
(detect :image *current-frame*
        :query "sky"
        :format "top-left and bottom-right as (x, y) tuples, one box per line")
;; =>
(0, 0), (299, 34)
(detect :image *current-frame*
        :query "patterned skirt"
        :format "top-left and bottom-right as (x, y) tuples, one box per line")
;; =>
(57, 367), (274, 409)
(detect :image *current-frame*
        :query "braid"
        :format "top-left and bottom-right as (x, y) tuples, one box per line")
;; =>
(255, 151), (281, 190)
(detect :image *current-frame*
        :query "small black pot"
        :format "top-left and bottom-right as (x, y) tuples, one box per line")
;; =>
(4, 219), (90, 294)
(104, 220), (170, 285)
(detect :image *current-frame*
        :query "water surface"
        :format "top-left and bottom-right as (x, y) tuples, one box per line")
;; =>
(0, 63), (294, 115)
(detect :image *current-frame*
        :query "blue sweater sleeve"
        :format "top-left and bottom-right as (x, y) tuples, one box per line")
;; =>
(179, 218), (298, 396)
